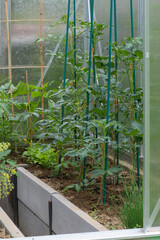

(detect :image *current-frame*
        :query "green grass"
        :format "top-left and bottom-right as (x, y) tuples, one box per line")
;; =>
(118, 177), (143, 229)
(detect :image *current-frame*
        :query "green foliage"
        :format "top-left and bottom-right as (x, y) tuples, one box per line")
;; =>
(0, 14), (144, 206)
(118, 178), (143, 229)
(33, 16), (143, 200)
(63, 178), (95, 193)
(0, 142), (17, 199)
(23, 143), (58, 168)
(0, 83), (16, 142)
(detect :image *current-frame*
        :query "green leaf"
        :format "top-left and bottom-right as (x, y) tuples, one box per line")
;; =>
(131, 121), (143, 134)
(31, 91), (42, 98)
(7, 159), (17, 168)
(134, 50), (143, 59)
(121, 50), (130, 56)
(107, 167), (123, 176)
(13, 82), (27, 97)
(75, 125), (84, 131)
(75, 184), (81, 192)
(0, 150), (11, 160)
(89, 169), (106, 179)
(63, 184), (75, 192)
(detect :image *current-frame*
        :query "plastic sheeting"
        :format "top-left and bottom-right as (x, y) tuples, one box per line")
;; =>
(0, 0), (139, 87)
(0, 0), (84, 86)
(94, 0), (138, 51)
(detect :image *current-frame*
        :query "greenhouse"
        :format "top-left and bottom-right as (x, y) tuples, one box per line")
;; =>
(0, 0), (160, 240)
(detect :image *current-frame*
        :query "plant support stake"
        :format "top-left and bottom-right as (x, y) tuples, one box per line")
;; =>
(74, 0), (78, 161)
(82, 0), (94, 190)
(113, 0), (119, 184)
(40, 0), (44, 144)
(58, 0), (71, 176)
(103, 0), (113, 205)
(5, 0), (14, 117)
(5, 0), (17, 151)
(130, 0), (140, 188)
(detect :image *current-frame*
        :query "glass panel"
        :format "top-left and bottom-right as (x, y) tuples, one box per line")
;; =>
(144, 0), (160, 229)
(11, 21), (41, 66)
(11, 0), (70, 21)
(94, 0), (138, 47)
(12, 68), (41, 86)
(0, 1), (6, 20)
(0, 22), (8, 67)
(10, 0), (84, 88)
(11, 0), (40, 20)
(0, 69), (9, 85)
(149, 0), (160, 227)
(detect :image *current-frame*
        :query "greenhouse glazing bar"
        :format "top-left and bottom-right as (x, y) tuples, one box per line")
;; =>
(143, 0), (150, 230)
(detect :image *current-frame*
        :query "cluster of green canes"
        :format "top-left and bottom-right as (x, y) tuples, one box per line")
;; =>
(0, 15), (143, 206)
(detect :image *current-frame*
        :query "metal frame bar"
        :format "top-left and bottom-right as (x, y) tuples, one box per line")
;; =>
(7, 0), (12, 72)
(143, 0), (150, 231)
(11, 228), (160, 240)
(0, 19), (55, 22)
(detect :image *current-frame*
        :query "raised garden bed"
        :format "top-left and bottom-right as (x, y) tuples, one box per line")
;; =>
(1, 150), (143, 236)
(24, 162), (126, 230)
(0, 167), (106, 237)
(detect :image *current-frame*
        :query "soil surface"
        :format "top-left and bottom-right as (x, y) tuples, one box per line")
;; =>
(29, 166), (126, 230)
(0, 224), (11, 238)
(15, 152), (133, 230)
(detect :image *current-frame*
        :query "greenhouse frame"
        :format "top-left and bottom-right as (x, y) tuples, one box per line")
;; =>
(0, 0), (160, 239)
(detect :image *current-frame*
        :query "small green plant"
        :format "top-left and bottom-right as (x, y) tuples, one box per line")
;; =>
(90, 204), (100, 220)
(118, 177), (143, 229)
(0, 83), (17, 143)
(23, 141), (58, 169)
(0, 142), (17, 199)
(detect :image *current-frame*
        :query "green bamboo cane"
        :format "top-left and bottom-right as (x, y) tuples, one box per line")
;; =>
(58, 0), (71, 176)
(82, 0), (94, 190)
(113, 0), (119, 184)
(130, 0), (140, 188)
(103, 0), (113, 205)
(73, 0), (78, 161)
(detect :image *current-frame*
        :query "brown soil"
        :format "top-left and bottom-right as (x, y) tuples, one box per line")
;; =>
(14, 152), (132, 230)
(30, 166), (126, 230)
(0, 224), (11, 239)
